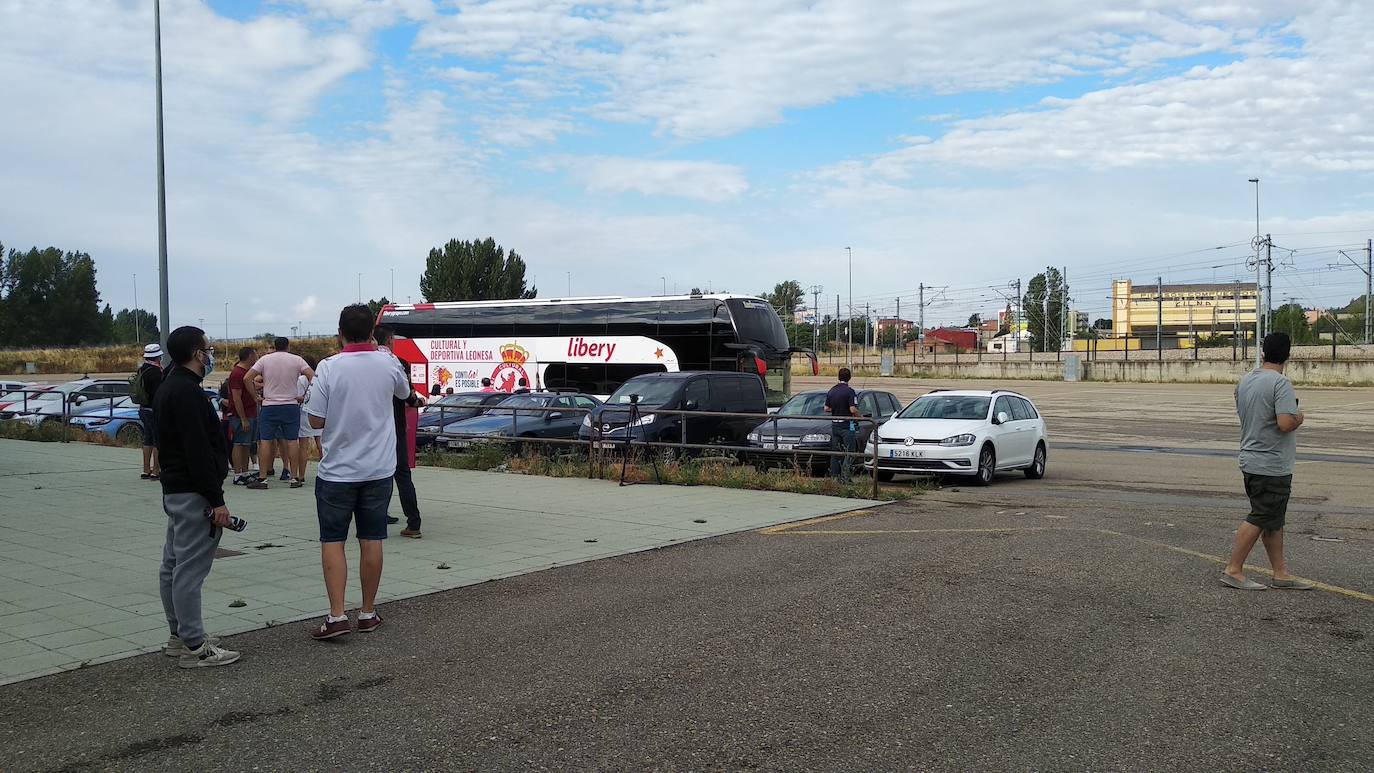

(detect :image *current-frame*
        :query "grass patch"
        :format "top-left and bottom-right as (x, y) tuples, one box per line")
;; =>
(1, 337), (341, 376)
(0, 419), (133, 447)
(420, 444), (916, 501)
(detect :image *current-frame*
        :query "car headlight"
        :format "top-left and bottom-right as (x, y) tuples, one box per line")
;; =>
(418, 426), (438, 433)
(802, 433), (829, 443)
(629, 413), (655, 427)
(87, 418), (112, 427)
(940, 433), (977, 447)
(747, 432), (760, 443)
(581, 415), (592, 427)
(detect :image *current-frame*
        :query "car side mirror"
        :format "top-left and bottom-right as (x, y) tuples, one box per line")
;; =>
(684, 400), (699, 411)
(72, 395), (87, 405)
(995, 411), (1010, 425)
(546, 412), (563, 421)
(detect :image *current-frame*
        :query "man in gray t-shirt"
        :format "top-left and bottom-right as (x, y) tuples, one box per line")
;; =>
(1221, 333), (1310, 591)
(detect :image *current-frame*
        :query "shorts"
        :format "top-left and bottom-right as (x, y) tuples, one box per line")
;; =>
(1243, 472), (1292, 534)
(139, 408), (158, 448)
(258, 404), (300, 442)
(228, 415), (258, 446)
(315, 476), (393, 543)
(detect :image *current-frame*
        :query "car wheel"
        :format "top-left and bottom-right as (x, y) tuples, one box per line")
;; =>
(1024, 443), (1047, 479)
(974, 444), (995, 486)
(116, 424), (144, 446)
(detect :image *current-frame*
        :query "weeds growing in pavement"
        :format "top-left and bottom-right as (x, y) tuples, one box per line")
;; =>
(419, 445), (916, 501)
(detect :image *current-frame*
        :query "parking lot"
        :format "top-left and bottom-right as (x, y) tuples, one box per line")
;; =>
(2, 379), (1373, 770)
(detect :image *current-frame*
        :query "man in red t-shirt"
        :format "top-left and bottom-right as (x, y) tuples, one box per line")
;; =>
(225, 347), (260, 485)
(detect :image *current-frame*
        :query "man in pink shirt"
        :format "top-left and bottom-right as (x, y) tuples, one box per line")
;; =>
(247, 337), (314, 488)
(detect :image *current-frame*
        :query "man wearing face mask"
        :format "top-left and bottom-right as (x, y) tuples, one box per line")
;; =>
(153, 326), (239, 668)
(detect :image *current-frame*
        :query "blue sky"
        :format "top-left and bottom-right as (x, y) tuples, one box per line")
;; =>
(2, 1), (1372, 334)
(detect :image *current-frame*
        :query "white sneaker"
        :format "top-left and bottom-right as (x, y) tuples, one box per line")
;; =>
(163, 634), (220, 657)
(178, 641), (241, 668)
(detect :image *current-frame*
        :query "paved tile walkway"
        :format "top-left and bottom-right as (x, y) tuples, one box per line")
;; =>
(0, 439), (871, 685)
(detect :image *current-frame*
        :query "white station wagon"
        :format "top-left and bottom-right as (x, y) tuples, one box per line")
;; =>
(865, 389), (1048, 485)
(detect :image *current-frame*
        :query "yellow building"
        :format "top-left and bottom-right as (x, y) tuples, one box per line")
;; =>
(1110, 279), (1258, 342)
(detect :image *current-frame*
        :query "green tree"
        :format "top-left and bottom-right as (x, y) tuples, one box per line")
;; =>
(419, 238), (535, 302)
(365, 297), (391, 319)
(966, 313), (981, 328)
(110, 307), (159, 344)
(764, 280), (804, 316)
(1270, 303), (1315, 344)
(0, 244), (109, 346)
(1020, 268), (1066, 352)
(689, 287), (703, 295)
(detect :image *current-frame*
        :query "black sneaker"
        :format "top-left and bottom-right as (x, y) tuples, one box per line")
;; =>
(246, 478), (269, 490)
(279, 469), (292, 482)
(386, 516), (400, 525)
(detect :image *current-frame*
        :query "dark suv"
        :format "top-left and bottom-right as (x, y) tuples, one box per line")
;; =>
(578, 371), (767, 452)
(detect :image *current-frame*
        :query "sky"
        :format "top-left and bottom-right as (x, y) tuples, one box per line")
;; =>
(2, 0), (1373, 336)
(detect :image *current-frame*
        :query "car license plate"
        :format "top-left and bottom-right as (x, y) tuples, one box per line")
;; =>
(767, 443), (795, 451)
(890, 448), (925, 458)
(448, 439), (470, 450)
(594, 441), (620, 450)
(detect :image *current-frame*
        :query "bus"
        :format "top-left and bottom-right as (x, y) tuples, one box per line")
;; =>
(378, 294), (815, 407)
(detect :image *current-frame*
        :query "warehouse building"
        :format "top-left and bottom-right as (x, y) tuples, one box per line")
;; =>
(1110, 279), (1259, 345)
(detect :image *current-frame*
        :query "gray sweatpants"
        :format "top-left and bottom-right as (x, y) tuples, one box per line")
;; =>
(159, 492), (222, 647)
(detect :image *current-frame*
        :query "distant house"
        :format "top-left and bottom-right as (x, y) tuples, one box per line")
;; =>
(908, 327), (978, 354)
(986, 329), (1032, 353)
(875, 318), (914, 339)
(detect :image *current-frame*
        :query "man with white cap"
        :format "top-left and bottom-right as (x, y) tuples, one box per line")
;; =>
(137, 343), (165, 480)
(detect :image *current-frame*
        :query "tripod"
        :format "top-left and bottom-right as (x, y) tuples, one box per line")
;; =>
(618, 394), (662, 487)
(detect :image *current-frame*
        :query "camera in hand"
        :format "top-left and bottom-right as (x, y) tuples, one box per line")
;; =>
(203, 507), (247, 532)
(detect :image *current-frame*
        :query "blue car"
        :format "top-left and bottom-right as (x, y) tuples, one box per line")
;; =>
(70, 406), (145, 445)
(68, 389), (220, 445)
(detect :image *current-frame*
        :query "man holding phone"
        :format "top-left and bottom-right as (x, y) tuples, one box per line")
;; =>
(1222, 332), (1312, 591)
(155, 326), (240, 668)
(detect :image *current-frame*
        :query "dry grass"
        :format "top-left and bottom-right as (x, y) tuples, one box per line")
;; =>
(419, 443), (914, 501)
(0, 418), (134, 447)
(1, 337), (341, 377)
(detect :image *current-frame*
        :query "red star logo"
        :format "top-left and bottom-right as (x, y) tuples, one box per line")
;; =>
(654, 348), (665, 359)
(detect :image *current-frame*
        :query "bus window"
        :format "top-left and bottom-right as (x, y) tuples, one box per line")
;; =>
(543, 362), (666, 395)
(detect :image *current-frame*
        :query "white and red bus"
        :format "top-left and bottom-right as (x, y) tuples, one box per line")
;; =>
(378, 294), (815, 407)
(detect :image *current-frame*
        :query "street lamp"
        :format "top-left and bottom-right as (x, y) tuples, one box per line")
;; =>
(154, 0), (170, 363)
(224, 302), (228, 342)
(357, 273), (362, 303)
(660, 276), (667, 296)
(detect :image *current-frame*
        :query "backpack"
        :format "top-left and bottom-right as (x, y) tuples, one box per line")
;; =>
(129, 365), (150, 407)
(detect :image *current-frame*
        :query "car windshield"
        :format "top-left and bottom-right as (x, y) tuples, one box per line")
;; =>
(423, 394), (488, 412)
(486, 394), (554, 414)
(607, 378), (681, 406)
(775, 392), (827, 417)
(7, 390), (61, 402)
(53, 382), (92, 394)
(898, 395), (991, 420)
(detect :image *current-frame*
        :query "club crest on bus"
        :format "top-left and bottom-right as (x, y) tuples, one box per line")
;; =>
(491, 344), (530, 392)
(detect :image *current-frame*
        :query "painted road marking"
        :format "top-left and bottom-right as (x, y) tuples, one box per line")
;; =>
(760, 523), (1374, 604)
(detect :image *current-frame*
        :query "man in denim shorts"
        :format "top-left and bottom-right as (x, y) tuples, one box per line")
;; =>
(247, 337), (313, 488)
(303, 305), (418, 639)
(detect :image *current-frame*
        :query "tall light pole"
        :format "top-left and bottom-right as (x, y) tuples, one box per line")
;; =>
(390, 267), (395, 301)
(845, 246), (853, 370)
(224, 301), (229, 341)
(357, 272), (362, 303)
(153, 0), (170, 362)
(1249, 177), (1263, 365)
(133, 274), (140, 345)
(660, 276), (667, 296)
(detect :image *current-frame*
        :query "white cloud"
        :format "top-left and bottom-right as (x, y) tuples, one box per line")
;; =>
(294, 295), (320, 318)
(415, 0), (1295, 139)
(538, 156), (749, 202)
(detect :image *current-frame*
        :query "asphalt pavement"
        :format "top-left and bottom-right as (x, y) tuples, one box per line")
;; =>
(5, 442), (1372, 772)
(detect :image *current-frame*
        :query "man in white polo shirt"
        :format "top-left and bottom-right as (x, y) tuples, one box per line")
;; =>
(303, 304), (420, 640)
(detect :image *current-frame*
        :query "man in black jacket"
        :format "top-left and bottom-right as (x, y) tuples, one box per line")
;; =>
(154, 326), (240, 668)
(373, 326), (424, 537)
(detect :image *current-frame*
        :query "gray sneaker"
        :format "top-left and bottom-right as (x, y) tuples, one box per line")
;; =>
(163, 634), (220, 657)
(179, 642), (241, 668)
